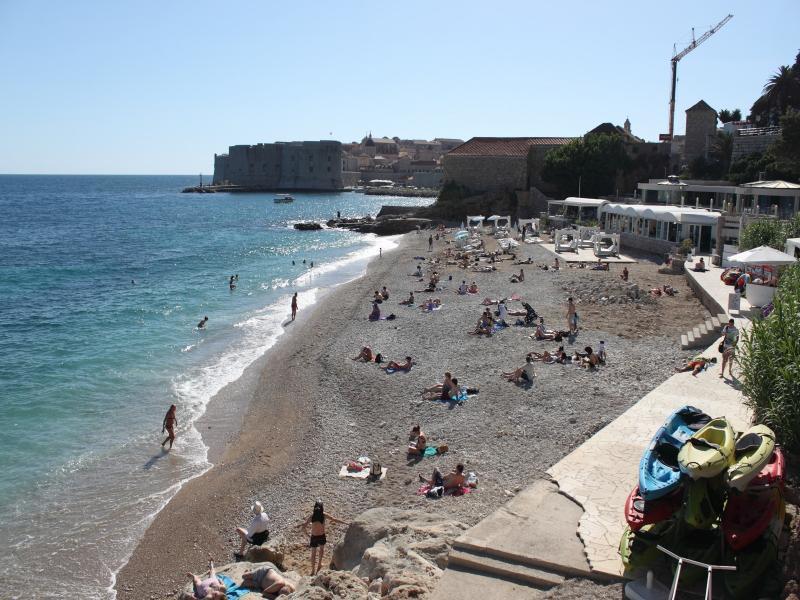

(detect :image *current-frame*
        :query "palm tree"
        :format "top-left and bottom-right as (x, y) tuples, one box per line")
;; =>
(763, 65), (800, 115)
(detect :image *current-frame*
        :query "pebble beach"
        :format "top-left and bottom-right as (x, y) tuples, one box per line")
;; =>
(115, 228), (712, 599)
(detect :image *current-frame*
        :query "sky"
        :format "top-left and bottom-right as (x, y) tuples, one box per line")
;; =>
(0, 0), (798, 175)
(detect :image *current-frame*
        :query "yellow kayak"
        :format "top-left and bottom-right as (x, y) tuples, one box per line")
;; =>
(726, 424), (776, 491)
(678, 417), (735, 479)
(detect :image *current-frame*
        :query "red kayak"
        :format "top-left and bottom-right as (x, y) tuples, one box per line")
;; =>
(625, 485), (683, 532)
(723, 487), (779, 551)
(749, 447), (785, 489)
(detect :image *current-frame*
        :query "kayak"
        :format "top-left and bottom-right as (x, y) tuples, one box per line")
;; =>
(683, 477), (725, 530)
(678, 417), (736, 479)
(668, 527), (722, 585)
(749, 447), (785, 490)
(624, 485), (682, 532)
(723, 487), (779, 551)
(723, 498), (784, 600)
(619, 520), (675, 573)
(639, 406), (710, 500)
(726, 424), (776, 491)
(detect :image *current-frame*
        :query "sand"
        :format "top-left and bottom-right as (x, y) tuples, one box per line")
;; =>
(115, 231), (710, 599)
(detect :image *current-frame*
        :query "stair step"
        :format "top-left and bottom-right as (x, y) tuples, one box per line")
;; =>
(681, 334), (690, 350)
(705, 319), (715, 333)
(710, 316), (721, 329)
(686, 330), (695, 345)
(697, 324), (708, 337)
(448, 549), (565, 588)
(717, 313), (728, 325)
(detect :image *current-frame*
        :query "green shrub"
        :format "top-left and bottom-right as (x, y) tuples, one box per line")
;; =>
(678, 238), (694, 255)
(739, 219), (786, 250)
(739, 263), (800, 451)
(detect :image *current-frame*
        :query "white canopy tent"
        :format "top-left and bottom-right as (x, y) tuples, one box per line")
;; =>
(727, 245), (797, 265)
(786, 238), (800, 259)
(486, 215), (511, 232)
(577, 226), (599, 248)
(554, 229), (578, 253)
(467, 215), (484, 231)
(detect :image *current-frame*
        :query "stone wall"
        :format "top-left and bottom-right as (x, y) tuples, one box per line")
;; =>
(442, 155), (527, 192)
(212, 141), (344, 189)
(731, 132), (781, 162)
(685, 109), (717, 163)
(620, 232), (677, 256)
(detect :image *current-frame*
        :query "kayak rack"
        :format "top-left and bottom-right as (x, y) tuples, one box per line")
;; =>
(657, 545), (736, 600)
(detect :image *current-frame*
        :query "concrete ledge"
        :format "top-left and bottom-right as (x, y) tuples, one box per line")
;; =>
(448, 549), (564, 587)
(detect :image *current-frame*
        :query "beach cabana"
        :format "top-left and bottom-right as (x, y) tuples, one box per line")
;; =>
(517, 218), (539, 240)
(593, 233), (620, 257)
(486, 215), (511, 233)
(577, 226), (599, 248)
(467, 215), (484, 232)
(785, 238), (800, 259)
(554, 229), (578, 253)
(727, 245), (797, 306)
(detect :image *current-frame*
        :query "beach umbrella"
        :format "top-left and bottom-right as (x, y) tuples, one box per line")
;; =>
(727, 245), (797, 265)
(454, 230), (469, 240)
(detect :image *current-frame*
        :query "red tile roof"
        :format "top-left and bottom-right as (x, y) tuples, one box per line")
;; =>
(447, 137), (575, 157)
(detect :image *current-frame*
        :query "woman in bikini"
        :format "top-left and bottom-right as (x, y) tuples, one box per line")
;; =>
(161, 405), (177, 449)
(301, 501), (348, 575)
(185, 556), (226, 600)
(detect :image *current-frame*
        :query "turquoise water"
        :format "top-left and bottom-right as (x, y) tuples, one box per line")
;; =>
(0, 175), (432, 599)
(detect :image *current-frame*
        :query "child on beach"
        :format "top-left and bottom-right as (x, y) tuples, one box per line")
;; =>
(161, 405), (177, 449)
(301, 501), (348, 575)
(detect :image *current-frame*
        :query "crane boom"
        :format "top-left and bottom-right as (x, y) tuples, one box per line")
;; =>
(664, 14), (733, 141)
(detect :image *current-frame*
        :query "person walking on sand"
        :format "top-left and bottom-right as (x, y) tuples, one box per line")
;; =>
(566, 297), (577, 334)
(428, 234), (433, 252)
(291, 292), (298, 321)
(720, 318), (739, 379)
(161, 404), (177, 449)
(301, 501), (348, 575)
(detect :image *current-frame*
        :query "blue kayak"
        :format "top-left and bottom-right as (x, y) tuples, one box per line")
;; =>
(639, 406), (710, 500)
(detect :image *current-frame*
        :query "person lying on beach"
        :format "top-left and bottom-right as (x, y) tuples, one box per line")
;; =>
(407, 424), (427, 456)
(352, 346), (375, 362)
(415, 282), (437, 293)
(399, 292), (415, 305)
(513, 257), (533, 265)
(590, 259), (608, 271)
(532, 318), (557, 341)
(368, 302), (381, 321)
(384, 356), (412, 372)
(419, 463), (465, 491)
(186, 557), (226, 600)
(621, 267), (629, 281)
(675, 355), (716, 376)
(467, 282), (479, 293)
(234, 501), (270, 559)
(509, 268), (525, 283)
(581, 346), (600, 369)
(527, 350), (558, 363)
(301, 501), (348, 576)
(418, 298), (442, 311)
(457, 280), (468, 294)
(242, 564), (295, 596)
(502, 355), (536, 384)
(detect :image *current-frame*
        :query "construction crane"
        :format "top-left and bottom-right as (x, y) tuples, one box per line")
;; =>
(661, 14), (733, 141)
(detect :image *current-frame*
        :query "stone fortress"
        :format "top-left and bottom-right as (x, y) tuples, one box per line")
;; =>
(212, 141), (345, 190)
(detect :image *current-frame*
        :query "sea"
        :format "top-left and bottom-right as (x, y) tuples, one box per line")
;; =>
(0, 175), (433, 599)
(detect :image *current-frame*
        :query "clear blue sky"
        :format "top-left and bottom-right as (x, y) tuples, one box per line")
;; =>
(1, 0), (798, 174)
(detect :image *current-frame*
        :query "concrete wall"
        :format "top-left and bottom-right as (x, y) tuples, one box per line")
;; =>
(731, 132), (781, 162)
(442, 155), (527, 192)
(620, 232), (677, 256)
(212, 141), (344, 189)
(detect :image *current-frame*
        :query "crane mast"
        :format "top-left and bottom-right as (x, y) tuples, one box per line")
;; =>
(663, 14), (733, 141)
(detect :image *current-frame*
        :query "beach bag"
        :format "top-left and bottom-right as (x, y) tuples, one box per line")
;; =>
(374, 353), (383, 364)
(718, 341), (725, 354)
(370, 462), (382, 478)
(386, 314), (396, 320)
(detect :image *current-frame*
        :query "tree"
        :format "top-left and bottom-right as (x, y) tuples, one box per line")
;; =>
(739, 219), (786, 251)
(718, 108), (742, 123)
(541, 134), (630, 198)
(770, 109), (800, 178)
(750, 56), (800, 125)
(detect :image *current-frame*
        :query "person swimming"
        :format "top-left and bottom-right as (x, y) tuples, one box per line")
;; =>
(197, 316), (208, 329)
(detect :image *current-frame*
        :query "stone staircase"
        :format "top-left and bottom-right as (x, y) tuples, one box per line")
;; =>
(446, 543), (566, 590)
(680, 313), (727, 350)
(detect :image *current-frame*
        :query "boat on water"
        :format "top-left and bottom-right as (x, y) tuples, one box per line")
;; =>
(274, 194), (294, 204)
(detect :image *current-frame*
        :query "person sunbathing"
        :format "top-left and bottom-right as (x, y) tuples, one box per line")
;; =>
(422, 372), (453, 398)
(528, 350), (557, 363)
(675, 355), (716, 376)
(662, 284), (676, 296)
(185, 557), (226, 600)
(467, 282), (479, 293)
(381, 286), (390, 300)
(590, 259), (608, 271)
(418, 298), (441, 311)
(384, 356), (412, 372)
(399, 292), (415, 305)
(532, 318), (557, 341)
(693, 257), (706, 272)
(242, 564), (295, 596)
(457, 280), (468, 294)
(513, 257), (533, 265)
(373, 291), (383, 303)
(420, 463), (465, 491)
(352, 346), (375, 362)
(368, 302), (381, 321)
(481, 297), (499, 305)
(407, 424), (427, 456)
(502, 355), (536, 384)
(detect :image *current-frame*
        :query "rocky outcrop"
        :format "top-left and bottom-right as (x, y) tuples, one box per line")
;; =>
(295, 222), (323, 231)
(291, 570), (373, 599)
(175, 561), (300, 600)
(327, 216), (433, 236)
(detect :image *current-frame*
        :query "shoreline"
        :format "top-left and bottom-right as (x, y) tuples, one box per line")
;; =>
(115, 230), (709, 599)
(114, 234), (406, 598)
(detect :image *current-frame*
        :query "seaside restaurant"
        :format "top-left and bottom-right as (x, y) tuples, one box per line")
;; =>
(600, 203), (721, 254)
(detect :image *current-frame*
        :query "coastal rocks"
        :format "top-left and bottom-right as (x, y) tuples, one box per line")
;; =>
(175, 561), (299, 600)
(330, 507), (467, 597)
(294, 222), (323, 231)
(244, 542), (286, 569)
(291, 570), (371, 599)
(326, 216), (433, 236)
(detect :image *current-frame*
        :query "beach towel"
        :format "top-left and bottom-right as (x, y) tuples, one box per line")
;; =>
(423, 446), (438, 457)
(338, 465), (388, 480)
(422, 305), (442, 312)
(416, 484), (472, 497)
(435, 390), (469, 404)
(217, 574), (249, 599)
(491, 322), (507, 333)
(510, 293), (522, 301)
(385, 366), (412, 374)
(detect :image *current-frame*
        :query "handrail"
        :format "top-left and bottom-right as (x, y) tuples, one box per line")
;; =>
(657, 545), (735, 600)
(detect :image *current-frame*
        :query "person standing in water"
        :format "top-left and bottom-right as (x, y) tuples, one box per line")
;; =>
(161, 405), (177, 449)
(291, 293), (298, 321)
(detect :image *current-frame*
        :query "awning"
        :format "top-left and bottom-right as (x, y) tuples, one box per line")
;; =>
(727, 245), (797, 265)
